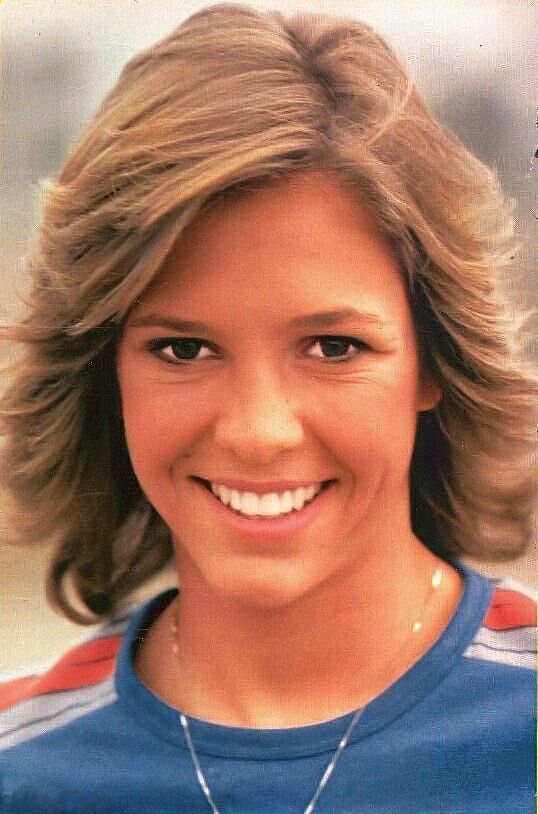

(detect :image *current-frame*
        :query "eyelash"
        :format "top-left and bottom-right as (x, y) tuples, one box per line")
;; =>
(305, 336), (369, 362)
(148, 338), (217, 363)
(148, 335), (369, 364)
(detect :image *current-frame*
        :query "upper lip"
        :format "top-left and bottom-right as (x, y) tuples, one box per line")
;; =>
(192, 477), (333, 494)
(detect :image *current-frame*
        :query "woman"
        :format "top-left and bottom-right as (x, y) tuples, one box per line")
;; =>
(0, 5), (535, 812)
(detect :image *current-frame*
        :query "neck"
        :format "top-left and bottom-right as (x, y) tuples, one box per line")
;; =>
(136, 539), (462, 728)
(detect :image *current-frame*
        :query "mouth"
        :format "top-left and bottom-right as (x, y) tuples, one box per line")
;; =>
(193, 478), (334, 519)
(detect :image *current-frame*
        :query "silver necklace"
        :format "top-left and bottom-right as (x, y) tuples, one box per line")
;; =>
(180, 706), (364, 814)
(175, 564), (444, 814)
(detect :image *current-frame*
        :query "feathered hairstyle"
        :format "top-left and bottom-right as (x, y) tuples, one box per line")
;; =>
(1, 4), (535, 622)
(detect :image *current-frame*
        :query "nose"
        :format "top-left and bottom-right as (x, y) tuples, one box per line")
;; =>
(213, 368), (304, 464)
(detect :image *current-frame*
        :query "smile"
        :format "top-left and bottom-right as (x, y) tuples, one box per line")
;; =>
(196, 479), (331, 518)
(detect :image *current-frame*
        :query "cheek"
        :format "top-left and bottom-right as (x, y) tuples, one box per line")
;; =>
(119, 383), (209, 484)
(309, 371), (420, 468)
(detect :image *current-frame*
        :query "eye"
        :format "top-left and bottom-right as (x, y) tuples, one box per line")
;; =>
(306, 335), (368, 362)
(148, 338), (216, 363)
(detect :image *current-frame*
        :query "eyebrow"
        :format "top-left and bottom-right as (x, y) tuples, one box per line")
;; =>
(127, 309), (387, 333)
(287, 309), (386, 331)
(127, 316), (215, 333)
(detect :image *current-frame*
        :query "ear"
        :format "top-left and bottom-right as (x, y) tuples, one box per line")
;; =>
(417, 374), (442, 412)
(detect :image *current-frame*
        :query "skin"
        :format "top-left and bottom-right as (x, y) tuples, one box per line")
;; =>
(116, 170), (462, 728)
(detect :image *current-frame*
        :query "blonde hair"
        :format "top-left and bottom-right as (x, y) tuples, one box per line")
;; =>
(1, 4), (535, 622)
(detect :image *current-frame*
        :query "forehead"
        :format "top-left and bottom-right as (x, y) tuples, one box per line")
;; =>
(177, 170), (394, 266)
(129, 171), (412, 333)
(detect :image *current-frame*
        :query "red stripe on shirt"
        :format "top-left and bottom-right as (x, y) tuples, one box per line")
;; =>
(0, 634), (122, 712)
(484, 589), (536, 631)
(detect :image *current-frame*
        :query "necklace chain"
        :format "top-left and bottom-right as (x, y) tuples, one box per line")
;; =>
(180, 706), (364, 814)
(175, 563), (443, 814)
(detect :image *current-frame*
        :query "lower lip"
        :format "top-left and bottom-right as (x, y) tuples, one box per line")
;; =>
(195, 481), (335, 538)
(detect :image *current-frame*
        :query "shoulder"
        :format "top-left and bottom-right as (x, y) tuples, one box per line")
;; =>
(463, 577), (536, 670)
(483, 578), (536, 628)
(0, 610), (130, 752)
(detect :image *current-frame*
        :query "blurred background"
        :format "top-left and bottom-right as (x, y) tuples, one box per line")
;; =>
(1, 0), (536, 672)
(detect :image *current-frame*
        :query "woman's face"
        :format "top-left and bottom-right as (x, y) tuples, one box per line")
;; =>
(116, 171), (440, 607)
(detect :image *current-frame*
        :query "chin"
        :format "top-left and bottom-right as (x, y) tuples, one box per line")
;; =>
(203, 560), (325, 611)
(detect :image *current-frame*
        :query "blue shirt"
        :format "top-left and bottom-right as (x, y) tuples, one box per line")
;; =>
(1, 563), (535, 813)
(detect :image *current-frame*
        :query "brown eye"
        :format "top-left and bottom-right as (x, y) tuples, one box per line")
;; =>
(150, 338), (215, 363)
(307, 336), (367, 361)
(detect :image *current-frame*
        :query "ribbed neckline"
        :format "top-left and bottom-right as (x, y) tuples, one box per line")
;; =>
(115, 561), (493, 760)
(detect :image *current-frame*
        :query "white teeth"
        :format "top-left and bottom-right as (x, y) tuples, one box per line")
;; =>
(304, 485), (316, 501)
(240, 492), (259, 516)
(230, 490), (242, 511)
(258, 493), (282, 517)
(292, 487), (306, 510)
(219, 484), (231, 506)
(280, 490), (294, 513)
(208, 482), (324, 517)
